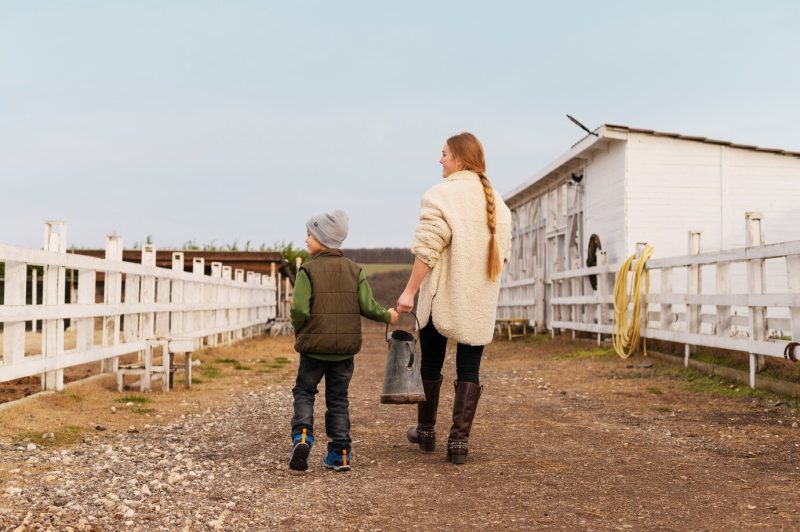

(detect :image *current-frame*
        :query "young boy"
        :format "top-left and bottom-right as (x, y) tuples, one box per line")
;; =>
(289, 209), (398, 472)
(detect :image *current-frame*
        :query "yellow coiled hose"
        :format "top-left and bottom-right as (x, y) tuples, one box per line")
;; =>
(612, 245), (655, 359)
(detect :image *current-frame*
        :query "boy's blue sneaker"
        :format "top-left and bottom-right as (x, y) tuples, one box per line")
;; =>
(322, 448), (351, 472)
(289, 429), (314, 471)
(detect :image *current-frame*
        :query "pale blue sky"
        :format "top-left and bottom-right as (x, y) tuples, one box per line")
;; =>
(2, 1), (798, 249)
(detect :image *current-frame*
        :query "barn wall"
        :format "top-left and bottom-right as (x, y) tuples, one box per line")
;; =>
(721, 147), (800, 248)
(625, 134), (723, 258)
(583, 140), (626, 263)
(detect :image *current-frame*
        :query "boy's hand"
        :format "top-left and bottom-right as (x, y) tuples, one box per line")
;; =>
(388, 308), (399, 325)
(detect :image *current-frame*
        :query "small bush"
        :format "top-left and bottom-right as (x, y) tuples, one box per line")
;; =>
(115, 395), (151, 404)
(13, 426), (87, 448)
(201, 366), (221, 379)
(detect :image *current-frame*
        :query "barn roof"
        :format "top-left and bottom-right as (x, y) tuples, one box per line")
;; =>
(504, 124), (800, 207)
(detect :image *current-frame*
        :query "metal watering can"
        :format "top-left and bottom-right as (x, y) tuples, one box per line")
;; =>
(380, 312), (426, 404)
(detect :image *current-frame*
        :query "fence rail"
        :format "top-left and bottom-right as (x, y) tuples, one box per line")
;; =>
(1, 222), (277, 392)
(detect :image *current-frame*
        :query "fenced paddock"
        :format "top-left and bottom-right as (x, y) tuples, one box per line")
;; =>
(514, 213), (800, 389)
(0, 222), (277, 395)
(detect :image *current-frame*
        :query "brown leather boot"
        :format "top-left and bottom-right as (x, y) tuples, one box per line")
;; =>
(447, 380), (483, 465)
(406, 377), (443, 452)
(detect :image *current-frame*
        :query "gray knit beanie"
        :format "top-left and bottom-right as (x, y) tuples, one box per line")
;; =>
(306, 210), (349, 249)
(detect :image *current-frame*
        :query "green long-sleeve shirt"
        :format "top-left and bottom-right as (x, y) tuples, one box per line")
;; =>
(291, 268), (391, 361)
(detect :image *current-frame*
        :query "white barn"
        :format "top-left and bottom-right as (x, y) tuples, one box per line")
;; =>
(499, 124), (800, 332)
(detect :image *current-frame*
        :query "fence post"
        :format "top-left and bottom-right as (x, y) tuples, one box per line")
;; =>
(210, 262), (223, 346)
(635, 243), (651, 353)
(192, 258), (205, 349)
(235, 269), (244, 340)
(31, 268), (38, 332)
(567, 257), (576, 340)
(659, 265), (673, 334)
(222, 266), (232, 344)
(685, 231), (702, 368)
(102, 235), (123, 374)
(76, 267), (96, 353)
(787, 253), (800, 357)
(154, 251), (171, 339)
(123, 260), (141, 345)
(42, 221), (67, 391)
(140, 246), (157, 343)
(596, 251), (608, 346)
(746, 212), (767, 388)
(716, 257), (732, 340)
(170, 252), (184, 340)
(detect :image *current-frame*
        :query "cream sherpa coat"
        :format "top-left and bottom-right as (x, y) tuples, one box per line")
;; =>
(412, 170), (512, 346)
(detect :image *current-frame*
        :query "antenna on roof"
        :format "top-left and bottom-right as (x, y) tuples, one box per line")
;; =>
(566, 114), (599, 137)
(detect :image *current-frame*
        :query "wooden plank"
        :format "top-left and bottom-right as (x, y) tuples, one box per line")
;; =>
(102, 235), (123, 374)
(716, 261), (732, 338)
(76, 269), (95, 352)
(123, 274), (141, 342)
(2, 261), (27, 367)
(0, 244), (262, 287)
(41, 222), (66, 391)
(140, 246), (157, 342)
(746, 213), (767, 385)
(193, 258), (205, 349)
(686, 232), (702, 366)
(0, 341), (148, 382)
(170, 252), (184, 339)
(596, 251), (609, 337)
(31, 268), (38, 332)
(787, 255), (800, 344)
(0, 301), (269, 322)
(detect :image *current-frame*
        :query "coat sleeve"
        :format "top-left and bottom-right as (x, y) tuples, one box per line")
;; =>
(411, 190), (452, 269)
(290, 269), (311, 332)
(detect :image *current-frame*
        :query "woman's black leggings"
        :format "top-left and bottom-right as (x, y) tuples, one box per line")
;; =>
(419, 320), (484, 384)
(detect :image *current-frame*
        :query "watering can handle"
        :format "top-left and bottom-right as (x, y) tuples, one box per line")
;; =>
(385, 311), (422, 344)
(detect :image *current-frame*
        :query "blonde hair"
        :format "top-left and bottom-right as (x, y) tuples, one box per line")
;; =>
(446, 132), (502, 281)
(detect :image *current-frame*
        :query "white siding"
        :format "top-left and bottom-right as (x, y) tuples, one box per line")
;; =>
(721, 147), (800, 248)
(583, 140), (626, 263)
(625, 134), (723, 258)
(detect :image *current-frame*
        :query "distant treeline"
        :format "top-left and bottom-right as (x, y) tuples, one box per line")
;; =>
(342, 248), (414, 264)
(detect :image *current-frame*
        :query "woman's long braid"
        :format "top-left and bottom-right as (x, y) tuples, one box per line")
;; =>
(478, 171), (502, 281)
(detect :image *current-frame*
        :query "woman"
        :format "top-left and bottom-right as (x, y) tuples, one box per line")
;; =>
(397, 132), (512, 464)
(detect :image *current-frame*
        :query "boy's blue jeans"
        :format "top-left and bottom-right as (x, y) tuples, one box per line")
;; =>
(291, 354), (354, 452)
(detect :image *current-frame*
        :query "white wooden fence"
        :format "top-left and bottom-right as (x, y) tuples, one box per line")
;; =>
(520, 213), (800, 388)
(0, 222), (277, 393)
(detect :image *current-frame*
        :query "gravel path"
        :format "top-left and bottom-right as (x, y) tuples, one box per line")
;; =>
(1, 329), (800, 530)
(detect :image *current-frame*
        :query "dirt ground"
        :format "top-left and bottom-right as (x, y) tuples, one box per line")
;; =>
(0, 322), (799, 530)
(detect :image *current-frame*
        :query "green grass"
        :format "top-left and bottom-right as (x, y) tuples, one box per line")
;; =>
(556, 347), (616, 360)
(115, 394), (152, 404)
(646, 387), (664, 395)
(258, 357), (290, 370)
(675, 368), (793, 405)
(201, 366), (221, 379)
(216, 358), (251, 370)
(690, 351), (800, 384)
(13, 426), (87, 448)
(131, 406), (155, 414)
(60, 392), (82, 402)
(692, 351), (749, 371)
(361, 263), (413, 276)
